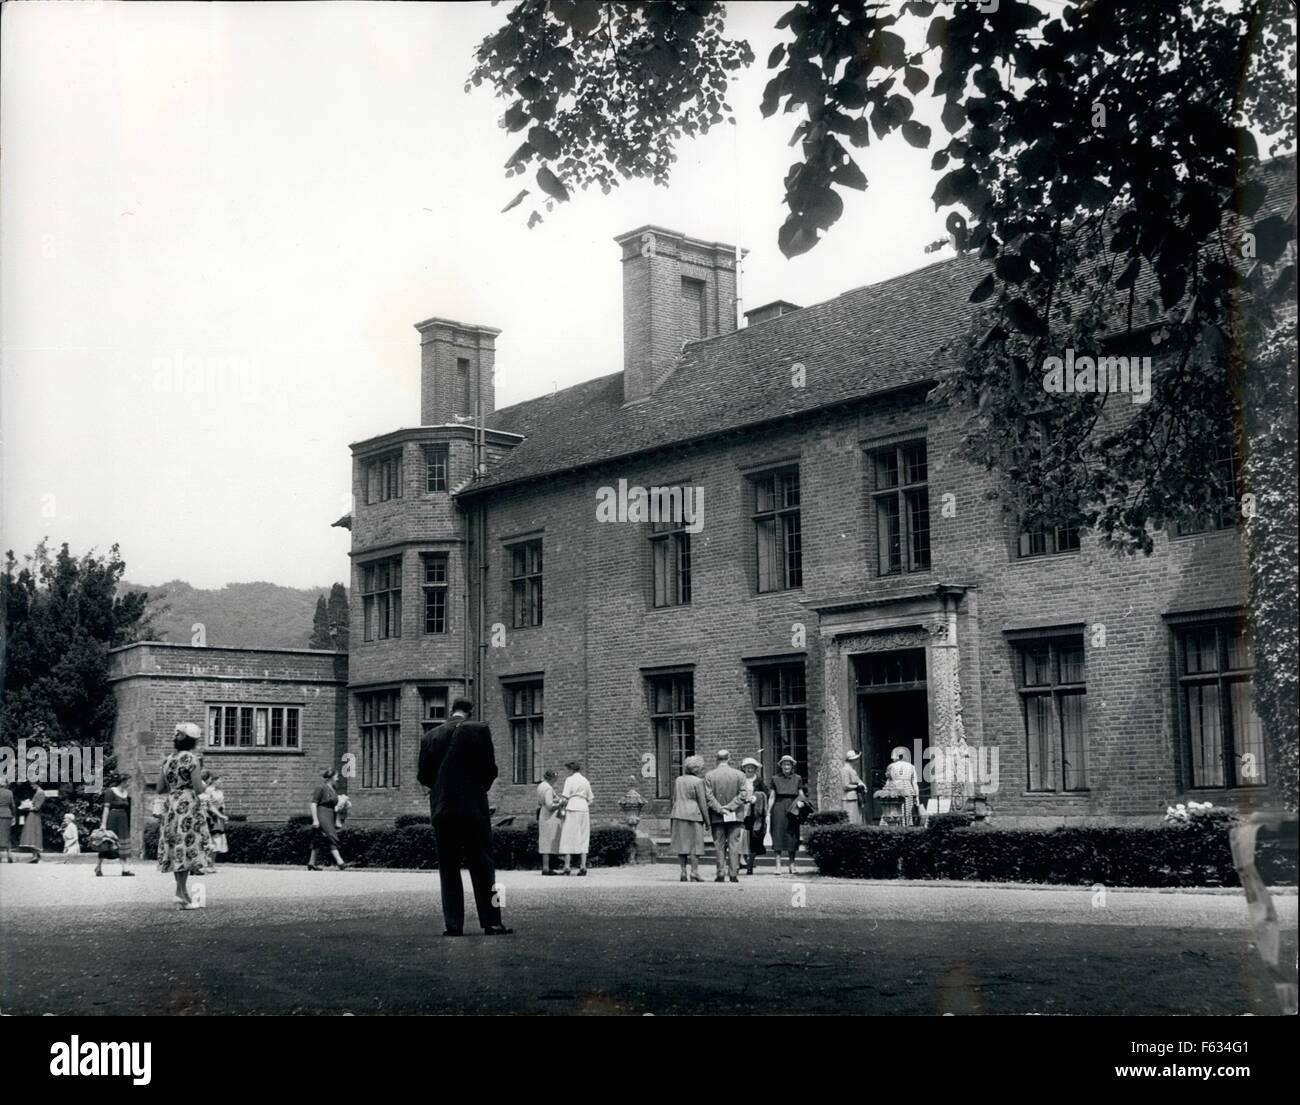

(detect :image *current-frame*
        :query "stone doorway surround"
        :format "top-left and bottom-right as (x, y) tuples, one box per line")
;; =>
(806, 584), (972, 811)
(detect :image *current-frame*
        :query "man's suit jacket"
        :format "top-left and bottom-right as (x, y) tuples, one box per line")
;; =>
(416, 716), (498, 821)
(704, 763), (747, 825)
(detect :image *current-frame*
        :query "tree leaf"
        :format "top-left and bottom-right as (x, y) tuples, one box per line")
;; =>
(940, 98), (965, 134)
(901, 120), (931, 148)
(1252, 214), (1294, 265)
(1004, 298), (1048, 337)
(501, 189), (530, 214)
(969, 273), (997, 302)
(995, 253), (1032, 283)
(832, 157), (868, 191)
(903, 66), (929, 94)
(536, 166), (569, 202)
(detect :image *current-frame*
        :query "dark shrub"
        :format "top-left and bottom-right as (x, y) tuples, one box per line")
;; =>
(806, 819), (1298, 887)
(287, 813), (312, 826)
(806, 810), (848, 827)
(145, 819), (635, 869)
(926, 811), (975, 832)
(394, 813), (431, 829)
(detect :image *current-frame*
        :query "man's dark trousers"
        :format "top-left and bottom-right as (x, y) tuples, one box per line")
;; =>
(433, 810), (502, 933)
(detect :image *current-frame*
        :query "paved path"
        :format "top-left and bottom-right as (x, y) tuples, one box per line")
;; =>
(1, 864), (1294, 1015)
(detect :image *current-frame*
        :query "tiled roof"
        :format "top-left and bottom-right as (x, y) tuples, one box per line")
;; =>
(467, 156), (1295, 496)
(470, 252), (986, 494)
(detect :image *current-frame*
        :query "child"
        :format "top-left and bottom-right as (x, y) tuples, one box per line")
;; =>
(61, 813), (81, 855)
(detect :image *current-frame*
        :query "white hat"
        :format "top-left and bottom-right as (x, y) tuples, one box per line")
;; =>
(845, 750), (862, 762)
(741, 757), (762, 769)
(174, 721), (202, 742)
(778, 754), (797, 765)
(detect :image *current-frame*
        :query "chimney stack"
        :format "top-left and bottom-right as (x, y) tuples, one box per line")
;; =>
(415, 317), (500, 426)
(615, 226), (742, 405)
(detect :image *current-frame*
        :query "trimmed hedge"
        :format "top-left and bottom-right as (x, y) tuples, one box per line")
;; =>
(806, 810), (849, 827)
(143, 820), (635, 870)
(806, 820), (1299, 887)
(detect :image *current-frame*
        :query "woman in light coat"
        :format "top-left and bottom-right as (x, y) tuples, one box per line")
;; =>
(558, 760), (593, 876)
(536, 768), (563, 874)
(669, 755), (711, 882)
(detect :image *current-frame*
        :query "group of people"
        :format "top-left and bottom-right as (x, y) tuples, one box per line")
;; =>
(841, 746), (922, 826)
(535, 761), (594, 875)
(670, 750), (814, 880)
(0, 780), (47, 863)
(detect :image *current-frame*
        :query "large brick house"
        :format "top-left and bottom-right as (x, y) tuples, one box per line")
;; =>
(340, 219), (1282, 831)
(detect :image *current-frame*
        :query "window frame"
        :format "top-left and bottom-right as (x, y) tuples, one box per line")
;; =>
(751, 466), (803, 593)
(507, 539), (544, 628)
(506, 681), (544, 786)
(206, 704), (303, 752)
(869, 440), (931, 576)
(421, 552), (449, 635)
(751, 662), (809, 781)
(358, 689), (402, 789)
(363, 450), (403, 505)
(1012, 636), (1089, 793)
(423, 444), (449, 494)
(360, 555), (403, 642)
(647, 672), (695, 799)
(649, 514), (692, 608)
(1172, 441), (1244, 537)
(1176, 621), (1265, 789)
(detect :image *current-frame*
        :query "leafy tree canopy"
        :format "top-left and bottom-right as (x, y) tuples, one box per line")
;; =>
(2, 541), (154, 749)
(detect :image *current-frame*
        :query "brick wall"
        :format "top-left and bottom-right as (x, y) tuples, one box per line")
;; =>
(108, 644), (348, 832)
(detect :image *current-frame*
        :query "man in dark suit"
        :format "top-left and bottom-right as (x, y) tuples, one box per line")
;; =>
(416, 696), (512, 936)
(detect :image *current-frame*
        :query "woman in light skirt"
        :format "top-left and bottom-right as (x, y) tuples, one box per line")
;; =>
(536, 768), (563, 874)
(669, 755), (710, 882)
(558, 760), (593, 876)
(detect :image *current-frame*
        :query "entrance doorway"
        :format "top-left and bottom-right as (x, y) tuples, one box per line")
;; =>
(852, 648), (929, 822)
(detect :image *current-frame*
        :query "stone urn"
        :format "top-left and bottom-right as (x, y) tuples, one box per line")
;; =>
(619, 785), (656, 864)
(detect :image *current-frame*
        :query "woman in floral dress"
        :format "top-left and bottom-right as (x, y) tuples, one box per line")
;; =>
(157, 722), (212, 909)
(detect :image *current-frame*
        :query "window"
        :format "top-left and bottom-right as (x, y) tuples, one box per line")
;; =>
(507, 682), (544, 785)
(871, 441), (931, 575)
(457, 358), (472, 417)
(650, 514), (692, 608)
(364, 451), (403, 504)
(424, 444), (449, 493)
(419, 686), (448, 729)
(206, 705), (301, 752)
(1017, 519), (1081, 559)
(422, 553), (449, 634)
(1013, 421), (1083, 558)
(648, 673), (695, 799)
(681, 277), (706, 341)
(359, 690), (401, 788)
(1176, 621), (1265, 788)
(752, 467), (802, 592)
(508, 540), (543, 628)
(1175, 441), (1243, 536)
(361, 556), (402, 641)
(753, 664), (808, 780)
(1013, 636), (1088, 792)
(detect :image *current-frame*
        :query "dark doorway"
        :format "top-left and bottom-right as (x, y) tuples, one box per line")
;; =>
(852, 648), (929, 822)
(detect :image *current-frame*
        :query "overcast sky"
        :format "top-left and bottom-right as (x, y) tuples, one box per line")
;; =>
(2, 1), (951, 590)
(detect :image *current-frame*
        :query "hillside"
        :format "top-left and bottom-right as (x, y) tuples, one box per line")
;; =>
(120, 580), (344, 650)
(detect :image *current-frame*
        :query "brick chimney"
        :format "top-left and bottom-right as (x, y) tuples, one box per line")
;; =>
(615, 226), (742, 405)
(415, 317), (500, 426)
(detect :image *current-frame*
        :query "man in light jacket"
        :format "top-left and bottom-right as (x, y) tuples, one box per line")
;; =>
(704, 749), (747, 883)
